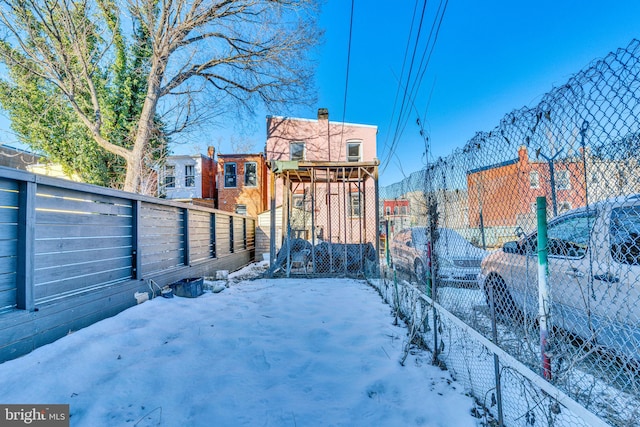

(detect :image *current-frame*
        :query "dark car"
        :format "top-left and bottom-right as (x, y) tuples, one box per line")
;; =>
(391, 227), (488, 287)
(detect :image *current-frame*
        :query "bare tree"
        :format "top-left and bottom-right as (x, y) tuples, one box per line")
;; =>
(0, 0), (320, 193)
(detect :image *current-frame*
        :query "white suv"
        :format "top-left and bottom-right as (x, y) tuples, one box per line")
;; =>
(479, 195), (640, 362)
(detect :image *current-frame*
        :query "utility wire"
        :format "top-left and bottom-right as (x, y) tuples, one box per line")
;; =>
(381, 0), (449, 176)
(398, 0), (448, 146)
(381, 0), (429, 176)
(338, 0), (356, 159)
(380, 0), (421, 163)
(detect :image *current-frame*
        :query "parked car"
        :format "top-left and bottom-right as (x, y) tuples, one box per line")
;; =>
(479, 195), (640, 362)
(391, 227), (488, 287)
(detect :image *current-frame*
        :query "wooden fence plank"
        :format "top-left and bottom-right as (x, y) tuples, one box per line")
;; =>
(0, 190), (19, 206)
(35, 246), (132, 269)
(0, 208), (18, 224)
(36, 194), (133, 217)
(0, 257), (17, 278)
(0, 287), (16, 311)
(34, 235), (132, 255)
(36, 210), (132, 226)
(36, 224), (131, 239)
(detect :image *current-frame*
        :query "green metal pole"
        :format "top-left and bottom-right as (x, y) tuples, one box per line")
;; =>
(537, 196), (552, 380)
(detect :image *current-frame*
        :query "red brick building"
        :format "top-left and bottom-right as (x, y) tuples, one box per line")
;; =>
(216, 153), (268, 217)
(467, 146), (587, 229)
(383, 199), (410, 234)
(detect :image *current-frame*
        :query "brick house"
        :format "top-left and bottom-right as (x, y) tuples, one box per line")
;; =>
(382, 199), (410, 235)
(216, 152), (268, 217)
(466, 146), (587, 232)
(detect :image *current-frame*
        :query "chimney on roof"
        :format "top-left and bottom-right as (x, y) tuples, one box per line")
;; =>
(318, 108), (328, 121)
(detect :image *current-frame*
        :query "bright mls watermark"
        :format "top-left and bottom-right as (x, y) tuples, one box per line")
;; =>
(0, 405), (69, 426)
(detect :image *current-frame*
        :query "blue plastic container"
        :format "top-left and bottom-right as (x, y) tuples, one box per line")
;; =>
(171, 278), (204, 298)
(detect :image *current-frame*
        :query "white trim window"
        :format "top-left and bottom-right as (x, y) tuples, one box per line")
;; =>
(529, 170), (540, 189)
(244, 162), (257, 187)
(224, 163), (237, 188)
(165, 165), (176, 188)
(290, 142), (305, 161)
(346, 141), (362, 162)
(350, 192), (362, 217)
(185, 164), (195, 187)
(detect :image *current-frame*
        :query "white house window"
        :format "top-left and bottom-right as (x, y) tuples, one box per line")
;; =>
(165, 165), (175, 188)
(185, 165), (195, 187)
(224, 163), (237, 188)
(401, 206), (407, 215)
(556, 170), (570, 190)
(385, 206), (391, 215)
(350, 193), (362, 217)
(529, 170), (539, 189)
(290, 142), (305, 161)
(235, 205), (247, 215)
(244, 162), (257, 187)
(346, 141), (362, 162)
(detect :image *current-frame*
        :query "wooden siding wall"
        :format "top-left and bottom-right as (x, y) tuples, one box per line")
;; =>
(0, 167), (255, 363)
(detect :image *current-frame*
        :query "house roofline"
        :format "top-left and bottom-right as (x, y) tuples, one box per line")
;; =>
(467, 158), (519, 175)
(266, 115), (377, 130)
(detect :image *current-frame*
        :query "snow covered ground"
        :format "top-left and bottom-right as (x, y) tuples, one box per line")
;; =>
(0, 263), (480, 426)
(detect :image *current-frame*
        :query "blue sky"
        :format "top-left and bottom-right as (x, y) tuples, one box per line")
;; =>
(1, 1), (640, 187)
(311, 0), (640, 186)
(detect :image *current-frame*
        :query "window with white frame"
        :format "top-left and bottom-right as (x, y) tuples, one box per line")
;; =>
(556, 170), (570, 190)
(350, 193), (362, 217)
(224, 163), (237, 188)
(244, 162), (257, 187)
(185, 164), (195, 187)
(530, 170), (540, 189)
(235, 205), (247, 215)
(290, 142), (305, 161)
(165, 165), (175, 188)
(385, 206), (391, 215)
(346, 141), (362, 162)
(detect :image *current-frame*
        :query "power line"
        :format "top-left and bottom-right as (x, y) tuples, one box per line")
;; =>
(380, 0), (421, 163)
(338, 0), (356, 158)
(381, 0), (449, 176)
(381, 0), (429, 176)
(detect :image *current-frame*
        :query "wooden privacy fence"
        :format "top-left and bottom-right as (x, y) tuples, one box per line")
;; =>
(0, 166), (255, 363)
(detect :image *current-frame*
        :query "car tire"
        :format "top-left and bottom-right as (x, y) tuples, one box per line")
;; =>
(484, 274), (523, 323)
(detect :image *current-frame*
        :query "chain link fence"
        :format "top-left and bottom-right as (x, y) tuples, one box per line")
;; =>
(266, 162), (380, 278)
(377, 39), (640, 426)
